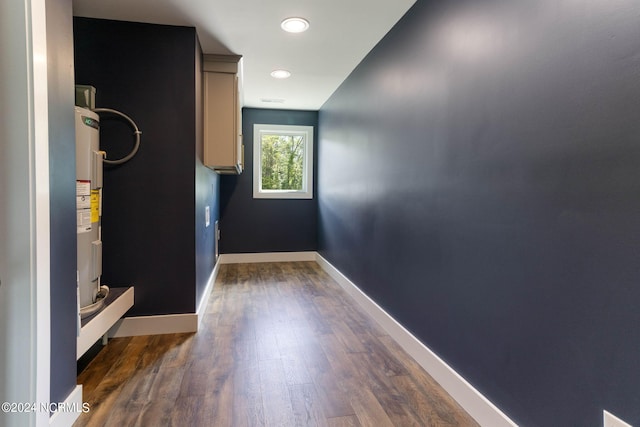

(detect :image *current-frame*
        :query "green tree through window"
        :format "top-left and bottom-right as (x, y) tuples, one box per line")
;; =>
(253, 124), (313, 199)
(260, 134), (304, 190)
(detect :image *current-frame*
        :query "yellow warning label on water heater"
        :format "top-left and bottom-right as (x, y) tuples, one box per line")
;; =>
(90, 190), (100, 223)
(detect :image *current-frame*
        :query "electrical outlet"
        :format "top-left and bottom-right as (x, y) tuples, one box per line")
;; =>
(604, 410), (633, 427)
(214, 220), (220, 262)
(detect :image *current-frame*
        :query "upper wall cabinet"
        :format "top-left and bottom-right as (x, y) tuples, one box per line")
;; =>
(203, 54), (243, 174)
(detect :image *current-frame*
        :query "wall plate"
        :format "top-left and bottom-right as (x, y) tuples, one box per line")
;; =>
(604, 410), (633, 427)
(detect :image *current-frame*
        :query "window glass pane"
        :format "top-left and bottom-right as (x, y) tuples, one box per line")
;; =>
(253, 124), (313, 199)
(260, 134), (305, 191)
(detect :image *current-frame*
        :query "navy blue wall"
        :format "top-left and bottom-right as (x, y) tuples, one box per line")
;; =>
(74, 18), (218, 315)
(195, 40), (220, 306)
(48, 0), (78, 406)
(220, 108), (318, 253)
(318, 1), (640, 425)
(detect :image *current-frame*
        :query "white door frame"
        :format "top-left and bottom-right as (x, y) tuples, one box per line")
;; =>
(0, 0), (51, 425)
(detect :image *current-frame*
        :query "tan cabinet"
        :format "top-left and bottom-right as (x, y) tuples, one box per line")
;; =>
(203, 54), (243, 174)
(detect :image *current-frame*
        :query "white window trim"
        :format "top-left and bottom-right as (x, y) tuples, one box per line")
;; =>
(253, 124), (314, 199)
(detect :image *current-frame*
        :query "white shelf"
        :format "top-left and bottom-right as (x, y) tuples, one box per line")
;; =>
(77, 286), (134, 359)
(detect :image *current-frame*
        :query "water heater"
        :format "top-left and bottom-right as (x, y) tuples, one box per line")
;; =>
(75, 106), (105, 317)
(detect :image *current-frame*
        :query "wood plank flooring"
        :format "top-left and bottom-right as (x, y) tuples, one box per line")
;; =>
(74, 261), (479, 427)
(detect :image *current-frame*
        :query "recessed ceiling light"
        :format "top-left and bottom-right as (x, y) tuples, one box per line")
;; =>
(270, 69), (291, 79)
(281, 17), (309, 33)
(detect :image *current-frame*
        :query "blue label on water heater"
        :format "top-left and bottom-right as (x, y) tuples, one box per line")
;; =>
(82, 115), (99, 130)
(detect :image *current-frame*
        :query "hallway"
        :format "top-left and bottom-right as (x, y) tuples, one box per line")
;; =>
(74, 262), (477, 426)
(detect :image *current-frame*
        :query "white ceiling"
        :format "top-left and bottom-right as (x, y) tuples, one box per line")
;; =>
(72, 0), (416, 110)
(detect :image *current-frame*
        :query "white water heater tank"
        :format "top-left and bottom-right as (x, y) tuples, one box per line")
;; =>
(75, 106), (103, 313)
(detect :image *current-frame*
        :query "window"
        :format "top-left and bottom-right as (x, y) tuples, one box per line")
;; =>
(253, 124), (314, 199)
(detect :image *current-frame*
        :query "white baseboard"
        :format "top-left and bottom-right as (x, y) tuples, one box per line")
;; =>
(219, 251), (316, 264)
(314, 253), (518, 427)
(197, 261), (220, 325)
(109, 313), (198, 338)
(49, 385), (83, 427)
(108, 260), (222, 338)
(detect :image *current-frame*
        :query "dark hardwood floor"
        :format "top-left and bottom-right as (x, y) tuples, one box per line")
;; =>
(74, 261), (479, 426)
